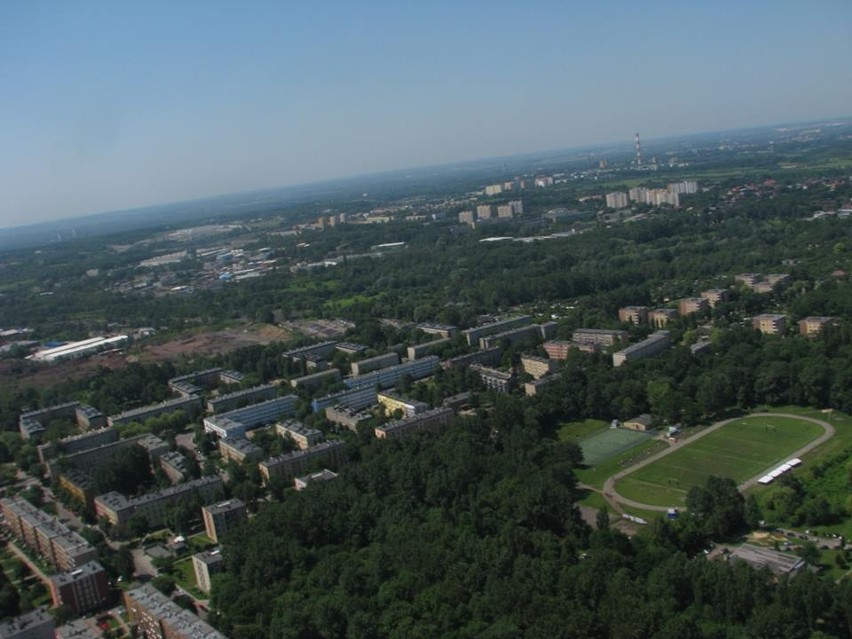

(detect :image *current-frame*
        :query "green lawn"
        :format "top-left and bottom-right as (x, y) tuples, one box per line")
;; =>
(173, 557), (205, 598)
(576, 439), (668, 489)
(556, 419), (608, 443)
(615, 415), (825, 507)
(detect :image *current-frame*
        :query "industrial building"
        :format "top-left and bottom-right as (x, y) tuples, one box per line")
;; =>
(29, 335), (128, 364)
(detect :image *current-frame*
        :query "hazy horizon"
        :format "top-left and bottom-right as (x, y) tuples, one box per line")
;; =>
(2, 0), (850, 228)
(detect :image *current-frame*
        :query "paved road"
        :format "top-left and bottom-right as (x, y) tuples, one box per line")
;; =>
(603, 412), (836, 512)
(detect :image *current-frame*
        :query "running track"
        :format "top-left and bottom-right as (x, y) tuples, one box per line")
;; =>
(601, 412), (836, 512)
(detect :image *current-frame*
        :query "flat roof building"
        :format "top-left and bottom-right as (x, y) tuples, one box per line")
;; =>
(124, 584), (228, 639)
(311, 386), (377, 413)
(479, 324), (540, 350)
(376, 391), (429, 418)
(343, 357), (439, 391)
(324, 405), (373, 431)
(276, 420), (324, 449)
(94, 476), (223, 527)
(202, 499), (247, 543)
(351, 352), (400, 376)
(520, 355), (557, 379)
(374, 407), (455, 440)
(283, 341), (338, 362)
(729, 544), (805, 577)
(442, 347), (502, 369)
(470, 364), (515, 394)
(524, 374), (560, 397)
(294, 469), (338, 491)
(543, 340), (599, 360)
(108, 395), (202, 427)
(572, 329), (629, 346)
(647, 308), (678, 328)
(678, 297), (709, 316)
(218, 437), (264, 465)
(798, 316), (838, 337)
(206, 383), (278, 413)
(618, 306), (648, 325)
(416, 323), (457, 338)
(49, 561), (110, 614)
(289, 369), (341, 391)
(407, 337), (451, 360)
(0, 497), (97, 572)
(462, 316), (532, 346)
(259, 441), (346, 486)
(612, 331), (671, 367)
(0, 608), (54, 639)
(752, 314), (787, 335)
(700, 288), (730, 307)
(203, 395), (298, 438)
(192, 548), (224, 593)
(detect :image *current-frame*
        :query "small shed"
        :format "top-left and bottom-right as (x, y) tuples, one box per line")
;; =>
(623, 414), (655, 431)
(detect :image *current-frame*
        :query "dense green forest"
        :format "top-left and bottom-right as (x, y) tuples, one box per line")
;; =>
(210, 401), (851, 639)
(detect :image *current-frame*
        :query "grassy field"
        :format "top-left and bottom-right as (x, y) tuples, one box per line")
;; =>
(576, 438), (668, 489)
(580, 428), (654, 466)
(556, 419), (608, 443)
(615, 415), (825, 507)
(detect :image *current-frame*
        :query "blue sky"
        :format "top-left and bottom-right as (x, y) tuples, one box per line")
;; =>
(1, 0), (850, 227)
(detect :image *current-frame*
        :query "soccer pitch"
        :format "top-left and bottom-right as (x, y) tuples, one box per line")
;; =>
(614, 415), (824, 507)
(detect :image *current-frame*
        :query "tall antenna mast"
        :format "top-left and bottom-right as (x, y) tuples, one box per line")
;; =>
(635, 132), (643, 166)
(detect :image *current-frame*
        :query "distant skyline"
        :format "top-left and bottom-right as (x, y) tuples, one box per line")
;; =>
(1, 0), (850, 228)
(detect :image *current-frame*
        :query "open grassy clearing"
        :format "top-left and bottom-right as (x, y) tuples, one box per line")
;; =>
(556, 419), (608, 443)
(615, 415), (824, 507)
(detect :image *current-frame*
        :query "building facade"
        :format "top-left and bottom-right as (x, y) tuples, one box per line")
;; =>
(374, 408), (455, 440)
(752, 314), (787, 335)
(124, 585), (228, 639)
(612, 331), (671, 367)
(202, 499), (248, 543)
